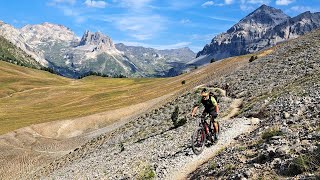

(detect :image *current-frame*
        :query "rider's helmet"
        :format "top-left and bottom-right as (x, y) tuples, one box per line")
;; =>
(201, 88), (209, 97)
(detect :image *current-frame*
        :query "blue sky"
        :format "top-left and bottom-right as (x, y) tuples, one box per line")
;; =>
(0, 0), (319, 52)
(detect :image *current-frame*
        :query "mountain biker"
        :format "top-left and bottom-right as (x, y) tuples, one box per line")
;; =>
(191, 88), (219, 141)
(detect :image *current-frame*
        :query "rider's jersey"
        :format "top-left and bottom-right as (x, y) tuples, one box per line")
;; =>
(195, 96), (218, 112)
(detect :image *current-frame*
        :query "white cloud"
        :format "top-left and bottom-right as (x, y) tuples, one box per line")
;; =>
(110, 14), (167, 40)
(84, 0), (107, 8)
(113, 0), (153, 9)
(48, 0), (76, 6)
(246, 0), (270, 4)
(202, 1), (214, 7)
(290, 6), (319, 13)
(239, 0), (270, 11)
(115, 40), (191, 50)
(180, 19), (191, 24)
(209, 16), (238, 22)
(240, 4), (254, 11)
(225, 0), (233, 5)
(276, 0), (294, 6)
(164, 0), (199, 10)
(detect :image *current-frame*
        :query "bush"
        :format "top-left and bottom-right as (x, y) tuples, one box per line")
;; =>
(119, 142), (124, 152)
(181, 80), (186, 85)
(249, 55), (258, 62)
(284, 149), (320, 176)
(171, 106), (179, 126)
(210, 58), (215, 63)
(176, 117), (187, 127)
(261, 128), (283, 140)
(171, 106), (187, 128)
(138, 165), (156, 180)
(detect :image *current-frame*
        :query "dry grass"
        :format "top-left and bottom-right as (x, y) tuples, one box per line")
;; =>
(0, 48), (272, 135)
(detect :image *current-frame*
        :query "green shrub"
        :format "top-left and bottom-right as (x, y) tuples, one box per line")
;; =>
(171, 106), (179, 126)
(261, 128), (283, 140)
(210, 162), (217, 170)
(171, 106), (187, 128)
(138, 165), (156, 180)
(176, 117), (187, 127)
(249, 55), (258, 62)
(181, 80), (186, 85)
(119, 142), (125, 152)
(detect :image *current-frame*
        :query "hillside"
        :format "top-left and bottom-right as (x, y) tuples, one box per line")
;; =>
(0, 39), (264, 179)
(0, 46), (254, 136)
(26, 29), (320, 179)
(0, 36), (43, 69)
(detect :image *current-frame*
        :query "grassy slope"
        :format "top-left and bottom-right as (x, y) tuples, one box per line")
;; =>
(0, 48), (273, 135)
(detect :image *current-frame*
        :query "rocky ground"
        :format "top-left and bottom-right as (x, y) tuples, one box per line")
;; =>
(29, 86), (245, 179)
(189, 30), (320, 179)
(27, 30), (320, 179)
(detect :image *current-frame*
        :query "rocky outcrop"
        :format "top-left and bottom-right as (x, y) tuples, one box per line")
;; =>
(79, 31), (114, 47)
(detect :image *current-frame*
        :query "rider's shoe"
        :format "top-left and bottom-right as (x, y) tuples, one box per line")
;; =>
(214, 133), (218, 141)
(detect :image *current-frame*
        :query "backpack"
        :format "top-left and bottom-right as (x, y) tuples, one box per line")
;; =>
(209, 91), (219, 103)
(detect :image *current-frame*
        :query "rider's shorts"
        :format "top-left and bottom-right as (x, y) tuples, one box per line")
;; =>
(201, 110), (218, 122)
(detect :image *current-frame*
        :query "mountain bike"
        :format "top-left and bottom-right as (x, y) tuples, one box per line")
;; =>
(191, 116), (220, 155)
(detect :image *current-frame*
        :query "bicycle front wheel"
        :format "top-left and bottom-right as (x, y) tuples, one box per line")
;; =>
(191, 127), (206, 155)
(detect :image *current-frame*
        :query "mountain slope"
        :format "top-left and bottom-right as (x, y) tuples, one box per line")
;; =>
(195, 4), (320, 66)
(189, 29), (320, 180)
(0, 36), (43, 69)
(115, 43), (196, 77)
(0, 21), (48, 66)
(196, 5), (289, 59)
(28, 29), (320, 179)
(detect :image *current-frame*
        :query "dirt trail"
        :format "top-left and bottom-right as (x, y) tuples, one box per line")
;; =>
(166, 97), (250, 180)
(221, 98), (243, 120)
(167, 118), (256, 180)
(0, 92), (174, 180)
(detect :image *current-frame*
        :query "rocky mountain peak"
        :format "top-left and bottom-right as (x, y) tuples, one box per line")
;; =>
(20, 22), (79, 43)
(79, 30), (114, 47)
(196, 5), (319, 63)
(239, 4), (290, 26)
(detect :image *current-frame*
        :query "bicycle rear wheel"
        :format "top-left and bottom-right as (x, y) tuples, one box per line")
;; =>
(191, 127), (206, 155)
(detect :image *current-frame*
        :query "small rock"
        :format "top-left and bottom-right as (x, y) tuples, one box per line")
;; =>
(283, 112), (291, 119)
(272, 136), (282, 140)
(301, 140), (310, 146)
(253, 163), (261, 168)
(275, 145), (290, 156)
(250, 118), (260, 125)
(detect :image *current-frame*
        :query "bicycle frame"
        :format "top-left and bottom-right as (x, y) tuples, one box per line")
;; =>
(199, 116), (213, 136)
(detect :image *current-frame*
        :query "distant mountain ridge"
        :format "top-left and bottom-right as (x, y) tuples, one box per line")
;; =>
(1, 4), (319, 77)
(0, 22), (195, 78)
(195, 4), (320, 66)
(115, 43), (195, 77)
